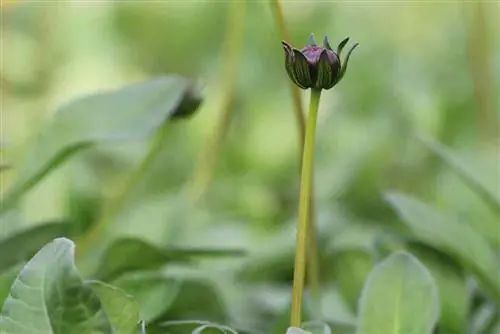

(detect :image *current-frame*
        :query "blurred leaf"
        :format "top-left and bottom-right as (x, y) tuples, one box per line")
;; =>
(266, 297), (314, 334)
(111, 271), (181, 322)
(302, 321), (331, 334)
(356, 251), (439, 334)
(156, 320), (238, 334)
(1, 75), (202, 212)
(192, 323), (239, 334)
(470, 302), (498, 334)
(286, 328), (312, 334)
(325, 321), (355, 334)
(385, 192), (500, 302)
(411, 247), (469, 334)
(331, 250), (375, 313)
(0, 238), (103, 333)
(0, 264), (23, 305)
(87, 280), (139, 334)
(0, 222), (71, 272)
(0, 164), (12, 172)
(161, 279), (228, 324)
(95, 237), (246, 280)
(417, 134), (500, 216)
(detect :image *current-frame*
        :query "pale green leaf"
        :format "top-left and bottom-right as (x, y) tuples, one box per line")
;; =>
(0, 237), (103, 334)
(1, 76), (202, 212)
(286, 327), (312, 334)
(0, 222), (71, 272)
(417, 134), (500, 216)
(385, 192), (500, 302)
(356, 251), (439, 334)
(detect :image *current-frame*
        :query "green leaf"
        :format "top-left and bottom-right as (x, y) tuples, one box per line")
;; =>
(0, 222), (71, 272)
(87, 280), (139, 334)
(410, 247), (469, 334)
(161, 278), (228, 324)
(385, 192), (500, 302)
(417, 134), (500, 216)
(1, 76), (202, 212)
(95, 237), (246, 280)
(302, 321), (331, 334)
(331, 250), (375, 313)
(355, 251), (439, 334)
(0, 237), (103, 334)
(111, 271), (181, 322)
(286, 328), (312, 334)
(0, 264), (23, 305)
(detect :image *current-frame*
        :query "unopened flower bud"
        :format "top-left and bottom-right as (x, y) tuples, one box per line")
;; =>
(282, 33), (359, 90)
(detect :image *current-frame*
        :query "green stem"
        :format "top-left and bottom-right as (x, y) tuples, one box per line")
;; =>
(75, 122), (170, 259)
(291, 88), (322, 327)
(270, 0), (321, 314)
(187, 1), (245, 204)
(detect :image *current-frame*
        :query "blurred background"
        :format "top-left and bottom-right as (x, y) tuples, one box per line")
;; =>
(1, 0), (499, 333)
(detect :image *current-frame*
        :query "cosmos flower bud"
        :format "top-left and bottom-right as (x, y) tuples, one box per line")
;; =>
(282, 33), (359, 90)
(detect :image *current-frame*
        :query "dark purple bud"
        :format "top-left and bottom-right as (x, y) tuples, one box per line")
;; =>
(281, 33), (358, 90)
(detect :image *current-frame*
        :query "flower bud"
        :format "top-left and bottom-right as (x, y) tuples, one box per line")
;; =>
(282, 33), (358, 90)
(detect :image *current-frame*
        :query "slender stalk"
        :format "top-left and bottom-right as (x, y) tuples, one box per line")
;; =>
(464, 0), (498, 141)
(270, 0), (306, 141)
(290, 88), (322, 327)
(187, 1), (245, 204)
(75, 122), (170, 259)
(270, 0), (321, 313)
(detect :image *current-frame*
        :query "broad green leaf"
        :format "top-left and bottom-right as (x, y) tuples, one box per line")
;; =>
(356, 251), (439, 334)
(1, 76), (202, 212)
(87, 280), (139, 334)
(95, 237), (246, 280)
(0, 222), (71, 272)
(111, 271), (181, 322)
(385, 192), (500, 302)
(417, 134), (500, 216)
(0, 237), (104, 334)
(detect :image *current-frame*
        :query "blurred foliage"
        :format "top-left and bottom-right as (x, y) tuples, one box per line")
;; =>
(0, 1), (499, 334)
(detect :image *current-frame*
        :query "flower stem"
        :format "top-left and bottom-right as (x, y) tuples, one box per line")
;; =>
(187, 1), (245, 204)
(290, 88), (322, 327)
(270, 0), (321, 315)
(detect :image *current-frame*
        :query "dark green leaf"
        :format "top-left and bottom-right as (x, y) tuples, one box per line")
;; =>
(0, 164), (12, 172)
(0, 264), (23, 305)
(1, 76), (202, 212)
(160, 278), (228, 324)
(111, 271), (181, 322)
(0, 238), (104, 334)
(87, 280), (140, 334)
(95, 237), (246, 280)
(0, 222), (71, 272)
(356, 251), (439, 334)
(385, 192), (500, 302)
